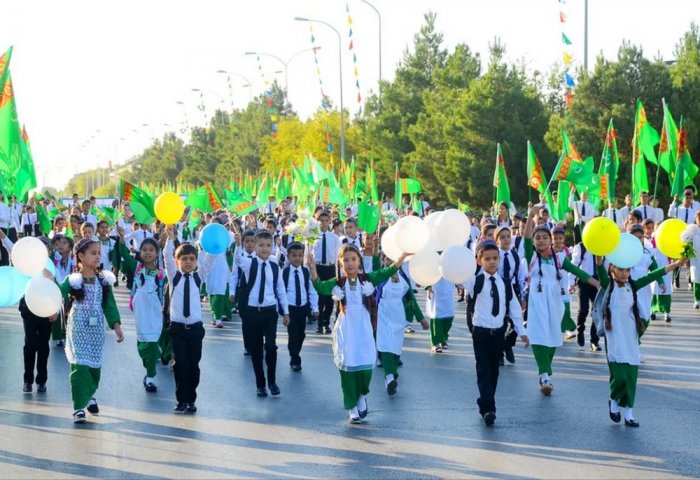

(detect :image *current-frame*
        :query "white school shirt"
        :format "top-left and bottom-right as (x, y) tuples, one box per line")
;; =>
(633, 204), (653, 221)
(126, 229), (154, 251)
(498, 248), (526, 295)
(238, 256), (289, 314)
(425, 276), (455, 319)
(80, 212), (98, 226)
(602, 207), (624, 230)
(163, 239), (214, 325)
(340, 233), (363, 250)
(668, 202), (700, 224)
(652, 207), (664, 224)
(0, 201), (11, 229)
(568, 195), (596, 225)
(21, 213), (37, 230)
(314, 230), (340, 265)
(98, 237), (116, 271)
(465, 272), (524, 334)
(10, 204), (22, 230)
(263, 200), (277, 215)
(284, 265), (319, 312)
(569, 243), (596, 288)
(381, 202), (395, 212)
(118, 218), (135, 237)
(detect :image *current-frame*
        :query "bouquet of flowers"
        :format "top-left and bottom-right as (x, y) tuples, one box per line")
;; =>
(680, 224), (699, 260)
(285, 210), (321, 247)
(382, 209), (398, 225)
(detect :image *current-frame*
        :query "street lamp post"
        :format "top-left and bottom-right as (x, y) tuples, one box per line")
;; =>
(244, 47), (320, 97)
(294, 16), (345, 162)
(216, 70), (253, 103)
(192, 88), (227, 124)
(359, 0), (382, 107)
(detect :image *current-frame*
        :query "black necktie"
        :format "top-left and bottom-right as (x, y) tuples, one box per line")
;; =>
(644, 206), (647, 219)
(183, 273), (191, 318)
(321, 233), (327, 264)
(490, 276), (500, 317)
(143, 231), (146, 240)
(294, 269), (302, 306)
(582, 203), (586, 217)
(685, 209), (689, 223)
(613, 210), (617, 222)
(258, 261), (266, 304)
(503, 252), (511, 281)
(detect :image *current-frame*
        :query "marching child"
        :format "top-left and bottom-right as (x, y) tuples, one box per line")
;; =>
(427, 274), (456, 354)
(523, 206), (599, 395)
(375, 252), (428, 395)
(236, 230), (289, 397)
(58, 238), (124, 423)
(233, 229), (257, 355)
(309, 244), (408, 423)
(163, 225), (215, 413)
(551, 227), (577, 339)
(690, 211), (700, 309)
(494, 226), (525, 364)
(117, 226), (166, 393)
(595, 255), (684, 427)
(628, 225), (663, 328)
(204, 219), (234, 328)
(570, 235), (601, 351)
(281, 242), (319, 372)
(466, 241), (529, 426)
(50, 234), (74, 347)
(96, 220), (117, 272)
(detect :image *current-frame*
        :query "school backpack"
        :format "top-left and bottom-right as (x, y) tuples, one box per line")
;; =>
(466, 273), (514, 334)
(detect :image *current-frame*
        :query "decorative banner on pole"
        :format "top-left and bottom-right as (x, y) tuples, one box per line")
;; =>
(558, 0), (575, 107)
(346, 2), (362, 114)
(255, 55), (279, 138)
(309, 25), (333, 156)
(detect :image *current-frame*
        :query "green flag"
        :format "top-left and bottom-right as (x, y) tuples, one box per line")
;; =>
(0, 75), (22, 190)
(554, 181), (571, 223)
(366, 160), (379, 203)
(527, 141), (556, 216)
(493, 143), (511, 205)
(185, 183), (223, 213)
(632, 99), (660, 199)
(0, 46), (12, 92)
(671, 118), (698, 197)
(598, 119), (619, 202)
(658, 103), (678, 176)
(357, 201), (380, 234)
(15, 126), (37, 201)
(35, 203), (52, 235)
(119, 179), (155, 224)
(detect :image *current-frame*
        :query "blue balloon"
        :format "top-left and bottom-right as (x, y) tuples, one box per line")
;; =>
(199, 223), (230, 255)
(0, 266), (31, 307)
(607, 233), (643, 269)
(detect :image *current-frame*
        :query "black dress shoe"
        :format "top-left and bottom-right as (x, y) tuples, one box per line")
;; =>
(186, 403), (197, 413)
(87, 398), (99, 415)
(504, 347), (515, 364)
(269, 383), (281, 396)
(650, 313), (656, 321)
(577, 331), (585, 347)
(315, 328), (323, 334)
(23, 383), (32, 393)
(624, 418), (640, 427)
(174, 402), (186, 413)
(483, 411), (496, 426)
(257, 387), (268, 397)
(323, 326), (332, 334)
(608, 400), (621, 423)
(243, 349), (251, 356)
(291, 365), (302, 372)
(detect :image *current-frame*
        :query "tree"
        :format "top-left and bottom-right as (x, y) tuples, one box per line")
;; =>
(670, 23), (700, 155)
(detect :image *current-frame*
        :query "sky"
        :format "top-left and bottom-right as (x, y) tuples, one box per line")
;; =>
(1, 0), (698, 190)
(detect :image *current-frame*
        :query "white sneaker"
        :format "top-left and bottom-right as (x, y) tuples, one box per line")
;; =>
(357, 395), (368, 418)
(565, 331), (576, 339)
(348, 407), (361, 424)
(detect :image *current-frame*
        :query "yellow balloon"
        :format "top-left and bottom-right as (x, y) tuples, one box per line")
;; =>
(154, 192), (185, 225)
(582, 217), (621, 256)
(656, 218), (686, 258)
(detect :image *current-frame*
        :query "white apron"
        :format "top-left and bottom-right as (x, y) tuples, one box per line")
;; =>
(526, 252), (566, 347)
(631, 249), (654, 320)
(132, 271), (163, 342)
(650, 245), (672, 296)
(66, 282), (106, 368)
(376, 276), (409, 355)
(426, 277), (455, 319)
(333, 284), (375, 371)
(605, 285), (642, 365)
(203, 252), (230, 295)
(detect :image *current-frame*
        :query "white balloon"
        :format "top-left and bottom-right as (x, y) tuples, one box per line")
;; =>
(423, 211), (443, 252)
(380, 225), (404, 261)
(435, 209), (470, 250)
(24, 276), (63, 318)
(408, 249), (442, 286)
(439, 246), (477, 284)
(394, 215), (430, 254)
(11, 237), (49, 276)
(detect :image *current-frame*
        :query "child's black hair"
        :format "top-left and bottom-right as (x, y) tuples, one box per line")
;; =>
(254, 230), (273, 242)
(604, 269), (644, 334)
(287, 242), (305, 254)
(241, 228), (256, 240)
(96, 220), (109, 228)
(71, 238), (104, 302)
(140, 237), (160, 253)
(175, 243), (198, 259)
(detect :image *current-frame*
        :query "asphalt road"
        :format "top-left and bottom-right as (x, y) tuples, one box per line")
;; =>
(1, 276), (699, 479)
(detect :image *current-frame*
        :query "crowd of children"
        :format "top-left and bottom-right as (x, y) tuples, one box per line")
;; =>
(2, 187), (697, 428)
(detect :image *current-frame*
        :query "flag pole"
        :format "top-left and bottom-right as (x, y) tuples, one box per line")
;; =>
(527, 140), (532, 205)
(652, 98), (667, 204)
